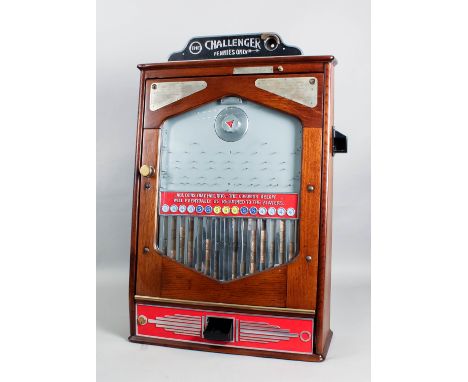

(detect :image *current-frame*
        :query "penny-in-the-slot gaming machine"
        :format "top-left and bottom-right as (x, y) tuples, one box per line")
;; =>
(128, 33), (347, 361)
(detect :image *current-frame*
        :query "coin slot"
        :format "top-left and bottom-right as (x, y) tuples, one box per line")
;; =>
(203, 316), (234, 342)
(263, 35), (279, 51)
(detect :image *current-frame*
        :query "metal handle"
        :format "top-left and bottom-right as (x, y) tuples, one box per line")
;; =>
(332, 127), (347, 155)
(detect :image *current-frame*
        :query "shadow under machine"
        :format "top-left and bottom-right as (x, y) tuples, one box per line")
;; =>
(128, 33), (347, 361)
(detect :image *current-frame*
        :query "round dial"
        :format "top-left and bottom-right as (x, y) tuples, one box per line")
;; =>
(214, 107), (249, 142)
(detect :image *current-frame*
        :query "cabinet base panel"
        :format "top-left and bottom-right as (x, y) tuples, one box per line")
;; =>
(128, 335), (328, 362)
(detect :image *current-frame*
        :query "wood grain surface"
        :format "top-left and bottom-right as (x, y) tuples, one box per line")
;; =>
(128, 55), (337, 360)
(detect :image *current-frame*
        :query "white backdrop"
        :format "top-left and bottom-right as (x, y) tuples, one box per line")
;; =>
(97, 0), (370, 380)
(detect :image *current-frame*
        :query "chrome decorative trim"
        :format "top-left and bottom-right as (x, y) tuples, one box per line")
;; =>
(239, 320), (301, 344)
(255, 77), (318, 108)
(134, 296), (315, 315)
(148, 314), (202, 336)
(233, 66), (274, 74)
(149, 81), (207, 111)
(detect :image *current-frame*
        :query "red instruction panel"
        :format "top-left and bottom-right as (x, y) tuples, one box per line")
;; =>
(136, 304), (314, 355)
(159, 191), (299, 219)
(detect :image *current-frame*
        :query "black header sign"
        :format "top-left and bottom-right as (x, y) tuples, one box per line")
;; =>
(168, 33), (302, 61)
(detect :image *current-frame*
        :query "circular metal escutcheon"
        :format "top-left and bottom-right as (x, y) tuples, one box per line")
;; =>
(299, 330), (312, 342)
(137, 315), (148, 326)
(214, 107), (249, 142)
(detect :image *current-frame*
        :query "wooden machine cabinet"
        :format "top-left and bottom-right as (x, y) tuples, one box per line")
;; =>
(128, 34), (347, 361)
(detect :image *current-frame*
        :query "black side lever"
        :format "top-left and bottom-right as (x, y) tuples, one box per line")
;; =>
(333, 127), (348, 155)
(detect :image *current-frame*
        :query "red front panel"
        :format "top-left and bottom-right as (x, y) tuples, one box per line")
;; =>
(159, 191), (299, 219)
(136, 304), (314, 354)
